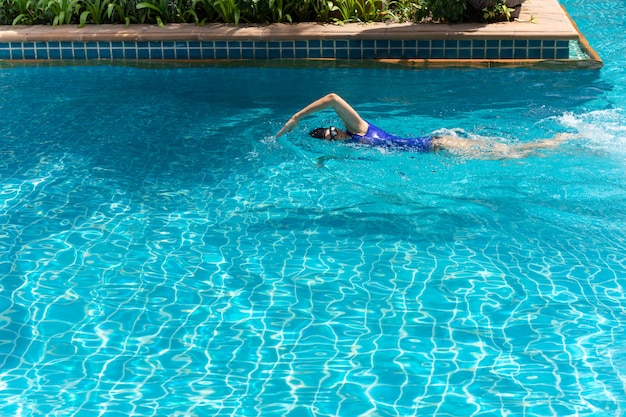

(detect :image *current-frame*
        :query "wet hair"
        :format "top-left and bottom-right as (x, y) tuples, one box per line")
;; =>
(309, 127), (326, 139)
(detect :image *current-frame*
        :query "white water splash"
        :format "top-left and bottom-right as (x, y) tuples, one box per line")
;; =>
(556, 109), (626, 159)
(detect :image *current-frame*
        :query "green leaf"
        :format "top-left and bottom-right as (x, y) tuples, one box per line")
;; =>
(136, 2), (162, 12)
(12, 14), (27, 26)
(79, 10), (90, 27)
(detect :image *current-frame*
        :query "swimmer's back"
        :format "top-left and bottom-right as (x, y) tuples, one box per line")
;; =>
(347, 122), (433, 152)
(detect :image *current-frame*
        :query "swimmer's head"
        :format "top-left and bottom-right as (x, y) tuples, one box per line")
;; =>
(309, 126), (338, 140)
(309, 128), (326, 139)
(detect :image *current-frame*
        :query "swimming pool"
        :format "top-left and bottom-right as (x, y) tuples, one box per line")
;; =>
(1, 2), (625, 417)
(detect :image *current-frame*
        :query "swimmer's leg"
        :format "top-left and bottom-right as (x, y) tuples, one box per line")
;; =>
(431, 136), (515, 159)
(433, 133), (578, 160)
(515, 132), (577, 151)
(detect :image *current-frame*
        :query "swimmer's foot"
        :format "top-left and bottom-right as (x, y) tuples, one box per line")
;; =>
(553, 132), (579, 143)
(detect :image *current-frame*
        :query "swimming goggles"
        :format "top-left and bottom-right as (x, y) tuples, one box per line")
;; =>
(329, 126), (338, 140)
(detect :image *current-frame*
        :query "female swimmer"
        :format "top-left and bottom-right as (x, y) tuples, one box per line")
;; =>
(276, 93), (572, 159)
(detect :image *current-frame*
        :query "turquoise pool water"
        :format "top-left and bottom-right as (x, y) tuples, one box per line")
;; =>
(1, 2), (626, 417)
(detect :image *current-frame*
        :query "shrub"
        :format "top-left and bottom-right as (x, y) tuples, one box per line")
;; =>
(423, 0), (466, 22)
(0, 0), (511, 26)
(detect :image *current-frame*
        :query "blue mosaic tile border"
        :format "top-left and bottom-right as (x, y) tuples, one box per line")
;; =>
(0, 39), (573, 61)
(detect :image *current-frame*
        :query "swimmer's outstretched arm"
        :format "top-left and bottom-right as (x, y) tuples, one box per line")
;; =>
(276, 93), (369, 137)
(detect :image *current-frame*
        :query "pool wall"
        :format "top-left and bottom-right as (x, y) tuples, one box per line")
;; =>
(0, 38), (574, 61)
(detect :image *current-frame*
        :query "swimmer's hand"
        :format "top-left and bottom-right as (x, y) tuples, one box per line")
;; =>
(276, 116), (298, 138)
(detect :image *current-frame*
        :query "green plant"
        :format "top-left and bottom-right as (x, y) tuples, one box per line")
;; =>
(45, 0), (79, 25)
(191, 0), (219, 24)
(482, 0), (514, 21)
(331, 0), (358, 22)
(78, 0), (113, 25)
(330, 0), (389, 23)
(396, 0), (430, 22)
(7, 0), (45, 25)
(210, 0), (240, 24)
(262, 0), (294, 23)
(289, 0), (316, 22)
(310, 0), (334, 22)
(0, 0), (521, 27)
(362, 0), (393, 22)
(427, 0), (466, 22)
(137, 0), (172, 26)
(107, 0), (136, 25)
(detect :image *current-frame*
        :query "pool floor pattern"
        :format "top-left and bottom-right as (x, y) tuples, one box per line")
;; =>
(1, 140), (625, 417)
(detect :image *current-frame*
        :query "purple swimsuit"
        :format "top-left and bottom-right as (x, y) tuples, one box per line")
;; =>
(347, 122), (433, 152)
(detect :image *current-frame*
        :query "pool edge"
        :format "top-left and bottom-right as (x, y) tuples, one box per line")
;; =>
(0, 0), (603, 69)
